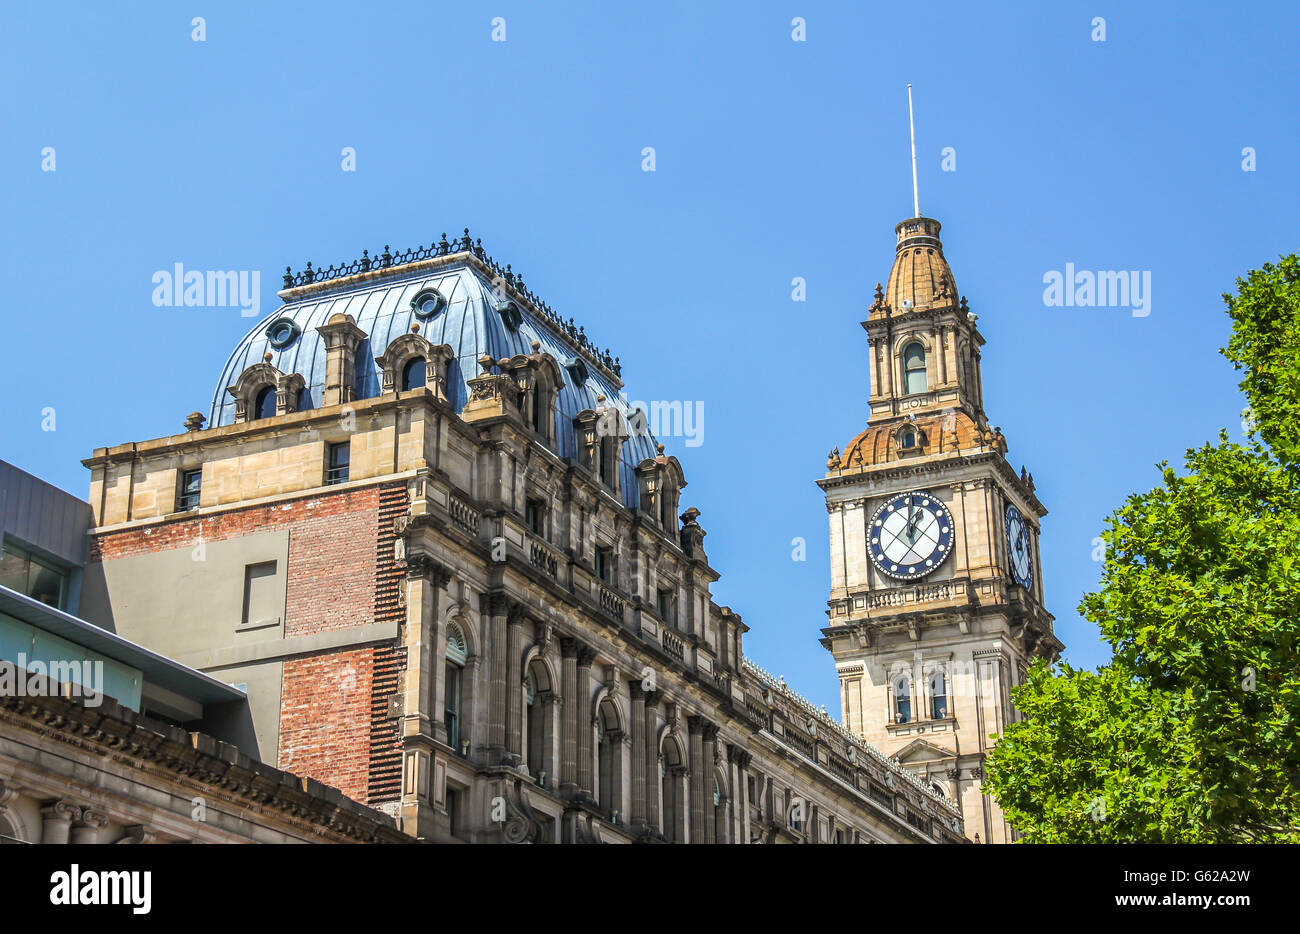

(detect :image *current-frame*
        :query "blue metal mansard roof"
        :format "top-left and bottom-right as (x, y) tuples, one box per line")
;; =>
(209, 248), (660, 510)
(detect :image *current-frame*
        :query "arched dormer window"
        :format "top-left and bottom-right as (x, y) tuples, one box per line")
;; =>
(376, 331), (454, 402)
(226, 357), (305, 424)
(445, 621), (468, 753)
(254, 385), (277, 420)
(402, 357), (427, 391)
(893, 676), (912, 724)
(930, 669), (949, 720)
(902, 341), (927, 395)
(895, 421), (926, 457)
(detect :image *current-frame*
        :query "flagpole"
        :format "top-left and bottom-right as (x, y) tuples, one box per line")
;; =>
(907, 84), (920, 218)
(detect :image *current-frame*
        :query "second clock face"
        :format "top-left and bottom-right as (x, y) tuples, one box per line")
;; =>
(1005, 505), (1033, 590)
(869, 491), (954, 580)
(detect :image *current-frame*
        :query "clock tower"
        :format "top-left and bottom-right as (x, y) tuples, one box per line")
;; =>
(818, 216), (1062, 843)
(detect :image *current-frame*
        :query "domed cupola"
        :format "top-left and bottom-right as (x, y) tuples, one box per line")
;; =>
(876, 217), (958, 319)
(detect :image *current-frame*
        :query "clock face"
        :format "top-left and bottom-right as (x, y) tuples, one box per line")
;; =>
(1005, 505), (1033, 590)
(869, 491), (954, 580)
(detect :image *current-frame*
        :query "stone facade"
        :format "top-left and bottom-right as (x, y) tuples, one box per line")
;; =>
(820, 217), (1062, 843)
(0, 661), (406, 845)
(76, 238), (964, 844)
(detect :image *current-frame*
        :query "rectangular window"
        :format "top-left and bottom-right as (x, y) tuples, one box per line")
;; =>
(0, 541), (69, 609)
(595, 546), (613, 584)
(525, 497), (545, 536)
(326, 442), (350, 485)
(445, 662), (463, 751)
(241, 561), (280, 629)
(177, 468), (202, 511)
(656, 587), (674, 624)
(446, 787), (462, 840)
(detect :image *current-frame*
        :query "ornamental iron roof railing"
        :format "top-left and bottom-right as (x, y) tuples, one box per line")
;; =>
(282, 229), (622, 378)
(741, 656), (958, 812)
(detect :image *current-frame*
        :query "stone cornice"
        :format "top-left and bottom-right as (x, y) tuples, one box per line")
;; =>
(0, 662), (408, 844)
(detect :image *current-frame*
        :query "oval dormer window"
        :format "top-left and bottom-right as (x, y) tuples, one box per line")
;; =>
(411, 287), (447, 320)
(267, 318), (300, 349)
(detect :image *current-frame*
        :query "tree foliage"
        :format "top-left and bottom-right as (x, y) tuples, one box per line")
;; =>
(985, 255), (1300, 843)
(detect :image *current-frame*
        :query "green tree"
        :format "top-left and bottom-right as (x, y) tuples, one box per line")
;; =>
(985, 255), (1300, 843)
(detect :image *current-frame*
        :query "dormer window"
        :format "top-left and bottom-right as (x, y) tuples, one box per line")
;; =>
(902, 342), (927, 395)
(226, 357), (305, 424)
(401, 357), (427, 391)
(375, 332), (454, 403)
(255, 385), (277, 420)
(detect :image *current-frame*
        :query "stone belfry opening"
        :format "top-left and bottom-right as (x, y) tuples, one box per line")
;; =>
(818, 213), (1063, 843)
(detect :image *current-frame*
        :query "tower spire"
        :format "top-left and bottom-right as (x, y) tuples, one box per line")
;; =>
(907, 84), (920, 218)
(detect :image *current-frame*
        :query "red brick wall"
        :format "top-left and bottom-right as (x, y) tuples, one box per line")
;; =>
(88, 482), (411, 807)
(279, 645), (377, 802)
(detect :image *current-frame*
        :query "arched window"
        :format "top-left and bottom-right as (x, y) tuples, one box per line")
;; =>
(902, 342), (927, 395)
(893, 676), (912, 724)
(254, 385), (277, 420)
(930, 669), (949, 720)
(901, 429), (916, 449)
(0, 812), (23, 844)
(402, 357), (427, 391)
(445, 622), (468, 753)
(525, 661), (555, 785)
(712, 772), (729, 844)
(597, 697), (623, 820)
(661, 738), (685, 842)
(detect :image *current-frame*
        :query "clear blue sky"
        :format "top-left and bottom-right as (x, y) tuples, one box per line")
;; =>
(2, 2), (1296, 714)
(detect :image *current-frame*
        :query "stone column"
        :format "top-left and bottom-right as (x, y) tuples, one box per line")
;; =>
(40, 800), (78, 844)
(941, 325), (951, 385)
(629, 682), (647, 829)
(575, 646), (597, 798)
(487, 594), (509, 759)
(687, 716), (707, 843)
(71, 809), (108, 845)
(506, 608), (526, 761)
(701, 723), (718, 844)
(644, 691), (660, 832)
(559, 638), (580, 797)
(540, 693), (559, 787)
(403, 554), (449, 743)
(881, 337), (895, 398)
